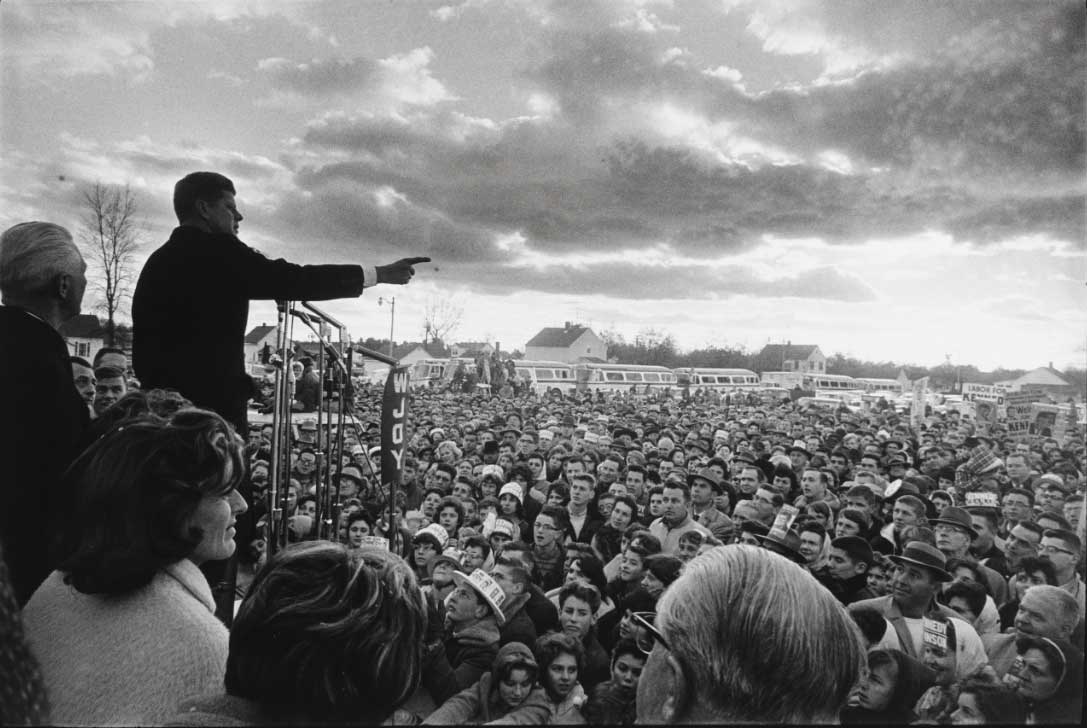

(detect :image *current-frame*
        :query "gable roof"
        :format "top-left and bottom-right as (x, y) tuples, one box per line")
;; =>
(391, 342), (448, 360)
(525, 325), (595, 348)
(59, 314), (105, 339)
(757, 344), (820, 361)
(1011, 366), (1077, 388)
(245, 324), (277, 344)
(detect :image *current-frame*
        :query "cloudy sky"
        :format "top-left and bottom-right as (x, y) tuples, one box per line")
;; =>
(2, 0), (1084, 370)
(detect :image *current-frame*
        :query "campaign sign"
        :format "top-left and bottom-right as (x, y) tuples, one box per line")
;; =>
(965, 492), (999, 508)
(922, 618), (948, 650)
(358, 536), (390, 551)
(962, 383), (1005, 405)
(381, 366), (410, 489)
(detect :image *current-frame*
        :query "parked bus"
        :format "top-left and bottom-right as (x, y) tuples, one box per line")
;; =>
(855, 377), (902, 393)
(574, 362), (678, 392)
(512, 360), (576, 395)
(674, 367), (760, 389)
(759, 371), (804, 389)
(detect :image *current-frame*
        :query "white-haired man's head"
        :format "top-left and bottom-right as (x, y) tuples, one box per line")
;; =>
(636, 545), (865, 724)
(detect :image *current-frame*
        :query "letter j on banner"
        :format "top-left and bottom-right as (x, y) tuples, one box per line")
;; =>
(381, 366), (410, 490)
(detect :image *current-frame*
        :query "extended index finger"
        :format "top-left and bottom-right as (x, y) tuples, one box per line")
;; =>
(402, 256), (432, 265)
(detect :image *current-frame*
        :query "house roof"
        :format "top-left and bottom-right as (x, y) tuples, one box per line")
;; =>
(245, 324), (277, 344)
(59, 314), (105, 339)
(1010, 366), (1077, 388)
(392, 342), (448, 360)
(525, 325), (594, 348)
(757, 344), (820, 361)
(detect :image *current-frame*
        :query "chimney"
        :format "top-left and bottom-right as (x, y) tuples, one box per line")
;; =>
(1049, 361), (1053, 369)
(564, 321), (572, 330)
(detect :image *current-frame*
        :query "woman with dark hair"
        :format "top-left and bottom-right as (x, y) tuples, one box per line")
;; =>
(534, 632), (587, 724)
(423, 642), (549, 724)
(1007, 635), (1083, 724)
(434, 496), (465, 542)
(175, 543), (428, 725)
(344, 510), (377, 549)
(548, 554), (616, 621)
(590, 494), (638, 565)
(640, 554), (683, 599)
(841, 649), (936, 724)
(22, 409), (247, 725)
(949, 675), (1027, 724)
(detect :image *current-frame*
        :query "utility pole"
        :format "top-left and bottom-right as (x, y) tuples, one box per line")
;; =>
(378, 296), (395, 357)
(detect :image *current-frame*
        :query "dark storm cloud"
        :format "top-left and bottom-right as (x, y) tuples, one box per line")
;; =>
(271, 0), (1084, 299)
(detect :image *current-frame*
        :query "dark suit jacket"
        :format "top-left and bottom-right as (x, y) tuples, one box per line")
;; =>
(0, 307), (89, 603)
(132, 226), (365, 431)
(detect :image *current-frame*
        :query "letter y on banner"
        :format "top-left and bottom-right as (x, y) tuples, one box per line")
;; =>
(382, 366), (410, 492)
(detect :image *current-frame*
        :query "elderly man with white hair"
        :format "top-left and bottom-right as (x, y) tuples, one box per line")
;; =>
(0, 221), (91, 604)
(635, 545), (865, 724)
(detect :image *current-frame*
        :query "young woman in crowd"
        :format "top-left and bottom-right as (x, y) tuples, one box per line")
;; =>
(344, 510), (376, 549)
(22, 409), (246, 725)
(640, 554), (683, 599)
(534, 632), (588, 724)
(174, 543), (427, 725)
(948, 675), (1027, 725)
(590, 494), (639, 565)
(582, 638), (645, 726)
(841, 649), (936, 724)
(423, 642), (549, 725)
(434, 496), (465, 542)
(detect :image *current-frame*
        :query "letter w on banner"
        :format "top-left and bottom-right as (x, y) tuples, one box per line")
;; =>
(381, 366), (410, 496)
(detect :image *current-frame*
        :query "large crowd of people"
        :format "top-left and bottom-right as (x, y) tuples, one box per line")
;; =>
(2, 177), (1085, 725)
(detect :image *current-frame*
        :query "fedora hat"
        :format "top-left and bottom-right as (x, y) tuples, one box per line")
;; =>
(687, 467), (722, 492)
(929, 506), (978, 539)
(889, 541), (952, 582)
(754, 528), (806, 565)
(451, 569), (507, 625)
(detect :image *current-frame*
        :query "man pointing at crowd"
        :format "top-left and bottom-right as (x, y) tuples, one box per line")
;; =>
(132, 171), (428, 622)
(133, 171), (429, 432)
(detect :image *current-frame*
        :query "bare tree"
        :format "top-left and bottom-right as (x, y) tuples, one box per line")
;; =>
(80, 182), (144, 346)
(421, 295), (463, 347)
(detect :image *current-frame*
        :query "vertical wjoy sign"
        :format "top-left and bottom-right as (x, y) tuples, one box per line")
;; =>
(381, 365), (410, 503)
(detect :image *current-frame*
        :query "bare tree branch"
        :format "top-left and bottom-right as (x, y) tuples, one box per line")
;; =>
(421, 295), (463, 346)
(80, 182), (144, 346)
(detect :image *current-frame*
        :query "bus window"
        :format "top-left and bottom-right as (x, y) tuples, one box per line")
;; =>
(605, 372), (624, 382)
(538, 369), (554, 379)
(623, 372), (644, 382)
(644, 373), (660, 382)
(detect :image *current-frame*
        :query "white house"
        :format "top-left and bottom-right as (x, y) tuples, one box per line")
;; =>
(60, 314), (106, 362)
(524, 323), (606, 364)
(244, 324), (278, 365)
(754, 344), (826, 374)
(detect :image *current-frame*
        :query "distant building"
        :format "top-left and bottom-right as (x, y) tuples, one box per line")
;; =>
(525, 323), (606, 364)
(60, 314), (106, 362)
(754, 344), (826, 373)
(392, 342), (448, 367)
(244, 324), (278, 365)
(997, 364), (1080, 400)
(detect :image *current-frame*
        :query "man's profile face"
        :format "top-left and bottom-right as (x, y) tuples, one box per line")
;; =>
(201, 190), (243, 236)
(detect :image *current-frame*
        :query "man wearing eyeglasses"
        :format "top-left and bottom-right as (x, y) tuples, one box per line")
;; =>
(1039, 529), (1085, 616)
(635, 546), (864, 723)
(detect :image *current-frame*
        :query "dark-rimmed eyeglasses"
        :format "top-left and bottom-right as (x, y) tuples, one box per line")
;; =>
(628, 610), (670, 655)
